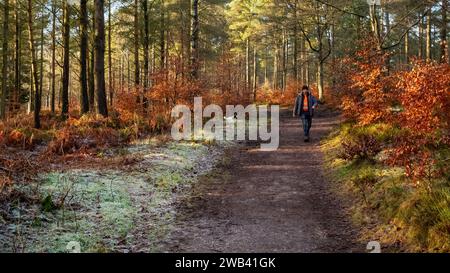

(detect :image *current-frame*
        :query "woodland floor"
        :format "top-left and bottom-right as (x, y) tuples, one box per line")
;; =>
(160, 109), (363, 253)
(0, 109), (364, 253)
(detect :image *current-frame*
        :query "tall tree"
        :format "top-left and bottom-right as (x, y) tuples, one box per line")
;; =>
(50, 0), (56, 113)
(1, 0), (10, 119)
(134, 0), (140, 87)
(191, 0), (199, 79)
(27, 0), (41, 128)
(142, 0), (150, 110)
(440, 0), (448, 63)
(61, 0), (71, 118)
(95, 0), (108, 116)
(14, 0), (21, 113)
(159, 0), (165, 70)
(299, 1), (332, 101)
(89, 4), (96, 112)
(252, 48), (257, 101)
(39, 8), (44, 109)
(426, 11), (432, 61)
(80, 0), (90, 114)
(108, 0), (113, 106)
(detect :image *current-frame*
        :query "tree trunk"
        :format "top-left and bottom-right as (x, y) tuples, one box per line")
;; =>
(440, 0), (448, 63)
(252, 48), (257, 101)
(160, 1), (165, 70)
(143, 0), (149, 110)
(300, 36), (304, 84)
(273, 47), (278, 89)
(264, 48), (268, 84)
(293, 5), (298, 82)
(108, 0), (113, 106)
(119, 53), (124, 92)
(426, 11), (432, 61)
(191, 0), (199, 79)
(418, 12), (423, 59)
(317, 60), (324, 101)
(305, 58), (310, 86)
(369, 4), (382, 51)
(282, 30), (286, 91)
(27, 0), (41, 128)
(80, 0), (89, 114)
(1, 0), (10, 119)
(134, 0), (140, 87)
(95, 0), (108, 117)
(61, 0), (70, 118)
(39, 10), (44, 108)
(89, 5), (95, 112)
(51, 0), (56, 113)
(405, 30), (409, 64)
(14, 0), (20, 113)
(245, 38), (250, 93)
(127, 52), (131, 91)
(384, 10), (390, 35)
(28, 70), (33, 114)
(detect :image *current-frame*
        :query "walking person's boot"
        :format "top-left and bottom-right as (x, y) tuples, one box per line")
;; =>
(304, 135), (310, 142)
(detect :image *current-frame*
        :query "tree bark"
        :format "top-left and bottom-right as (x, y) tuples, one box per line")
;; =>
(252, 48), (257, 101)
(404, 30), (409, 64)
(293, 5), (298, 82)
(245, 38), (250, 93)
(300, 36), (304, 84)
(95, 0), (108, 117)
(191, 0), (199, 79)
(39, 10), (44, 108)
(80, 0), (89, 114)
(440, 0), (448, 63)
(418, 12), (423, 59)
(89, 5), (95, 112)
(160, 1), (165, 70)
(142, 0), (149, 110)
(61, 0), (70, 118)
(108, 0), (113, 105)
(1, 0), (10, 119)
(426, 11), (432, 61)
(369, 3), (382, 51)
(317, 60), (324, 101)
(51, 0), (56, 113)
(134, 0), (140, 87)
(273, 47), (278, 90)
(27, 0), (41, 128)
(14, 0), (20, 113)
(282, 30), (286, 91)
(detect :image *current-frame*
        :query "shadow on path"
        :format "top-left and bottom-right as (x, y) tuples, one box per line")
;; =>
(161, 109), (362, 253)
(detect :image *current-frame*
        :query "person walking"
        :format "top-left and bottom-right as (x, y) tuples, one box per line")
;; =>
(293, 85), (318, 142)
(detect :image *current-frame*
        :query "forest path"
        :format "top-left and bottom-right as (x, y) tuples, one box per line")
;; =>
(161, 109), (362, 253)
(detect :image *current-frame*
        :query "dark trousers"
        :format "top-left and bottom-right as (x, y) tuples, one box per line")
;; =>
(301, 113), (312, 137)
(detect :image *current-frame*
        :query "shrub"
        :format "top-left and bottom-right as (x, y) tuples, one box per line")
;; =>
(339, 134), (382, 161)
(337, 38), (395, 125)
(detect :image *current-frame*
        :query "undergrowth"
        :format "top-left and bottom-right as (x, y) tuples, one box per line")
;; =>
(322, 122), (450, 252)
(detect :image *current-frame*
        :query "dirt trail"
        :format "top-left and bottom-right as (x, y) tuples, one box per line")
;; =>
(162, 110), (362, 253)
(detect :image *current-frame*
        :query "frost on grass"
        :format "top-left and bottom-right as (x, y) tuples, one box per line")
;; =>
(0, 140), (228, 253)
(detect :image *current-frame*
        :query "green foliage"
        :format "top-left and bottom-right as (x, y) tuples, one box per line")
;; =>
(41, 195), (56, 212)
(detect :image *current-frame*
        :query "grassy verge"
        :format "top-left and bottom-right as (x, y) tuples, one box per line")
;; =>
(322, 122), (450, 252)
(0, 139), (234, 253)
